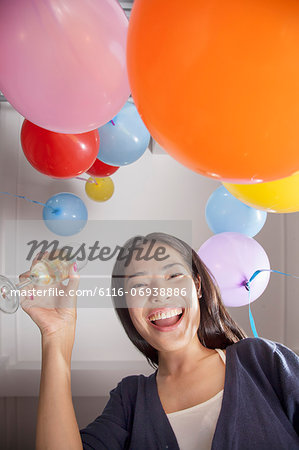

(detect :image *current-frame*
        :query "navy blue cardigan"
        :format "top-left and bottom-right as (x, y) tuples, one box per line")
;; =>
(80, 337), (299, 449)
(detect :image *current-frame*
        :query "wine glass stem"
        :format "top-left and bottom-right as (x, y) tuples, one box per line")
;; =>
(16, 278), (32, 289)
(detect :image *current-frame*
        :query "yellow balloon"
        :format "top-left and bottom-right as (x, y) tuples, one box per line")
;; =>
(223, 172), (299, 213)
(85, 177), (114, 202)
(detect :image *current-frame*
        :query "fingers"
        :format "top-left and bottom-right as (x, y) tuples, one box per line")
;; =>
(18, 269), (34, 302)
(65, 262), (80, 294)
(19, 251), (49, 284)
(19, 270), (30, 282)
(63, 263), (80, 311)
(19, 251), (49, 293)
(30, 251), (49, 270)
(19, 258), (43, 311)
(19, 280), (35, 313)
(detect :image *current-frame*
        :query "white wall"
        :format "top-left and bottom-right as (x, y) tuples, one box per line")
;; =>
(0, 103), (298, 449)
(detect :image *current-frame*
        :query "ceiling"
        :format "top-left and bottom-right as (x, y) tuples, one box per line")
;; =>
(119, 1), (135, 19)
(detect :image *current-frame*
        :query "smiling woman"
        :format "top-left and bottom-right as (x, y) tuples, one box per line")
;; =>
(79, 233), (299, 449)
(24, 232), (299, 450)
(111, 232), (247, 370)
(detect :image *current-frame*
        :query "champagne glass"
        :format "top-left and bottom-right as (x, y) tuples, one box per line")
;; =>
(0, 243), (87, 314)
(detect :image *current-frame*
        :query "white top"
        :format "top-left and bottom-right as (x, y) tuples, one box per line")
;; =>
(166, 348), (226, 450)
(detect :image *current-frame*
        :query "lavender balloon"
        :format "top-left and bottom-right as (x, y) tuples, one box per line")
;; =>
(197, 232), (270, 307)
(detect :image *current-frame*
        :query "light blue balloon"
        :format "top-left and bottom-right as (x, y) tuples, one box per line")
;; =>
(205, 186), (267, 237)
(97, 101), (150, 166)
(43, 192), (88, 236)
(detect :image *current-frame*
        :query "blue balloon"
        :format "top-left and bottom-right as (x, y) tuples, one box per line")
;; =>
(43, 192), (88, 236)
(205, 186), (267, 237)
(97, 102), (150, 166)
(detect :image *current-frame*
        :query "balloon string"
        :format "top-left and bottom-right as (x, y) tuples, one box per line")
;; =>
(110, 120), (115, 126)
(90, 175), (98, 185)
(0, 191), (55, 212)
(245, 269), (299, 290)
(248, 289), (259, 338)
(75, 176), (98, 185)
(245, 269), (299, 338)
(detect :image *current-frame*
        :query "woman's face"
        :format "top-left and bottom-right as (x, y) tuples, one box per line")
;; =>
(124, 242), (201, 353)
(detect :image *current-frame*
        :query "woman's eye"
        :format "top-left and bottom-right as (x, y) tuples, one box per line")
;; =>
(132, 283), (146, 289)
(131, 274), (184, 287)
(168, 273), (183, 279)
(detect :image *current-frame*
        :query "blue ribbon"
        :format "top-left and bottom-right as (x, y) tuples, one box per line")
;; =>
(245, 269), (299, 338)
(0, 191), (55, 211)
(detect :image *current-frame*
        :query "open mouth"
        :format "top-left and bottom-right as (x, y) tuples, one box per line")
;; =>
(147, 308), (185, 331)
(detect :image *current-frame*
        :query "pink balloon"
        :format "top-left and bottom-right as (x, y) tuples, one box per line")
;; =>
(0, 0), (130, 133)
(197, 232), (270, 307)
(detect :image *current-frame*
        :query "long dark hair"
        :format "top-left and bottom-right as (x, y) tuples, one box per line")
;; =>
(111, 232), (247, 369)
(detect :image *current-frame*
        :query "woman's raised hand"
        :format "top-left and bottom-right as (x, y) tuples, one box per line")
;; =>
(19, 252), (80, 344)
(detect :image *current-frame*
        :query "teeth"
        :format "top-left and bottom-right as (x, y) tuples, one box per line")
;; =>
(148, 308), (183, 322)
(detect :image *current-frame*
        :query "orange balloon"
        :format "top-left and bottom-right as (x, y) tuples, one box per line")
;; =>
(127, 0), (299, 183)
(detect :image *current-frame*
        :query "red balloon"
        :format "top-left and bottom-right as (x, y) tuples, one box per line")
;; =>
(86, 158), (119, 177)
(21, 120), (100, 178)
